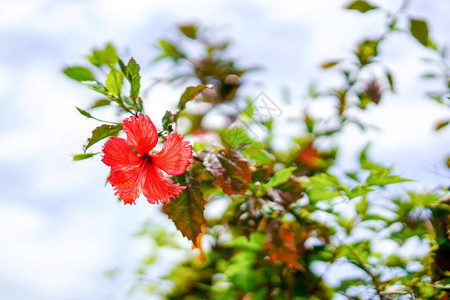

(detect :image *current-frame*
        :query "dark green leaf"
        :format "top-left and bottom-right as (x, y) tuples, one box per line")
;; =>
(90, 99), (111, 109)
(63, 66), (95, 81)
(410, 19), (429, 47)
(386, 71), (395, 92)
(76, 107), (92, 118)
(162, 110), (177, 132)
(105, 66), (124, 96)
(84, 124), (122, 152)
(346, 0), (377, 13)
(125, 58), (141, 100)
(73, 152), (100, 161)
(422, 73), (439, 79)
(162, 172), (206, 247)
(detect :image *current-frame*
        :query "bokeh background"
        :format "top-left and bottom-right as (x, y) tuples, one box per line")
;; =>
(0, 0), (449, 299)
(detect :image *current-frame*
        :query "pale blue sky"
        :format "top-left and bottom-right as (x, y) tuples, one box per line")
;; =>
(0, 0), (448, 299)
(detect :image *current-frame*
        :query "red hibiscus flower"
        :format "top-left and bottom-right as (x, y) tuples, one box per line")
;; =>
(102, 114), (192, 205)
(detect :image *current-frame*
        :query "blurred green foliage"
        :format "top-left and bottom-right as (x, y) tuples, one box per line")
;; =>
(66, 1), (449, 299)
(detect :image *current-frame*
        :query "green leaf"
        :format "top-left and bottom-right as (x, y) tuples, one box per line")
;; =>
(361, 160), (388, 173)
(220, 127), (253, 148)
(73, 152), (100, 161)
(178, 85), (210, 111)
(76, 107), (92, 118)
(63, 66), (95, 81)
(263, 167), (297, 190)
(162, 110), (176, 132)
(84, 124), (122, 152)
(87, 43), (118, 67)
(304, 114), (315, 133)
(386, 71), (395, 92)
(105, 66), (124, 96)
(434, 278), (450, 290)
(162, 172), (206, 247)
(320, 60), (340, 69)
(384, 285), (410, 295)
(410, 193), (440, 207)
(435, 120), (449, 131)
(337, 217), (355, 235)
(305, 173), (341, 203)
(154, 39), (186, 62)
(347, 185), (374, 199)
(338, 241), (371, 261)
(125, 58), (141, 100)
(410, 19), (429, 47)
(361, 214), (390, 223)
(355, 197), (368, 215)
(346, 0), (377, 13)
(90, 98), (111, 109)
(243, 142), (274, 165)
(204, 149), (252, 195)
(356, 39), (378, 65)
(179, 24), (198, 39)
(81, 81), (113, 98)
(422, 73), (439, 79)
(366, 170), (411, 186)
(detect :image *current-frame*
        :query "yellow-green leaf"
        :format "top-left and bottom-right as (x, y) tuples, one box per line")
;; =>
(106, 66), (124, 96)
(64, 66), (95, 81)
(346, 0), (377, 13)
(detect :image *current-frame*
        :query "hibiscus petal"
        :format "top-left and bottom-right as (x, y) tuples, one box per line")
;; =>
(142, 160), (186, 204)
(152, 132), (192, 176)
(123, 113), (158, 156)
(102, 137), (143, 204)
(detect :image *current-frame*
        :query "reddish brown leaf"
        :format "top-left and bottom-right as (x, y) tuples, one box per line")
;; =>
(162, 171), (206, 247)
(264, 220), (304, 271)
(298, 143), (323, 169)
(204, 149), (252, 195)
(268, 176), (306, 205)
(364, 80), (382, 104)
